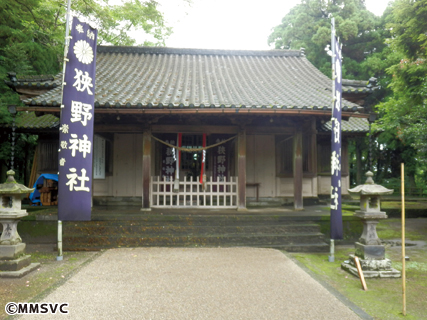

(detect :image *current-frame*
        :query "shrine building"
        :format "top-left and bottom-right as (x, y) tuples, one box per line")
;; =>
(6, 46), (372, 211)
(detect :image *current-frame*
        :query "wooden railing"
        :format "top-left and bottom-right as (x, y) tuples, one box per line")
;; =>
(151, 176), (238, 208)
(395, 187), (427, 197)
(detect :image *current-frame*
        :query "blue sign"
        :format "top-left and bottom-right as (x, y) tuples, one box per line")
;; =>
(331, 36), (343, 239)
(58, 17), (97, 221)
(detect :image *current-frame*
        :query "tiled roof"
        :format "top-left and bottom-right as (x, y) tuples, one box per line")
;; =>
(320, 117), (369, 133)
(5, 72), (59, 90)
(342, 78), (378, 94)
(25, 46), (363, 111)
(4, 112), (60, 129)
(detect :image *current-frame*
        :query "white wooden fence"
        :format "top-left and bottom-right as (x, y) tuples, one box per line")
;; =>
(151, 176), (238, 208)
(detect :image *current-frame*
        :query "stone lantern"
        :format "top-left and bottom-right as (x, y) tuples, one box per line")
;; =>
(341, 171), (401, 278)
(0, 170), (40, 278)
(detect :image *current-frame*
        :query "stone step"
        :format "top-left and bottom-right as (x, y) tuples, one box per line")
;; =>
(63, 243), (330, 253)
(93, 197), (142, 206)
(61, 213), (327, 252)
(63, 224), (321, 237)
(77, 214), (321, 225)
(261, 243), (329, 253)
(63, 232), (326, 249)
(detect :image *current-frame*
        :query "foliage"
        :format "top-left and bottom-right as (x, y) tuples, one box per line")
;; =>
(0, 0), (176, 182)
(70, 0), (172, 46)
(268, 0), (388, 80)
(0, 0), (194, 184)
(269, 0), (426, 187)
(0, 0), (59, 182)
(375, 0), (427, 171)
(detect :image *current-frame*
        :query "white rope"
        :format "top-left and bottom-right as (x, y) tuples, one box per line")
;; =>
(151, 135), (236, 152)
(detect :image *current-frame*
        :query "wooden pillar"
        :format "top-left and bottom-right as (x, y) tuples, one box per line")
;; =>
(141, 129), (151, 211)
(237, 128), (247, 211)
(355, 138), (363, 185)
(293, 127), (303, 210)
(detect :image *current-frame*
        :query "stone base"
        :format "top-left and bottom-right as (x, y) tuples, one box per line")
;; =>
(0, 243), (26, 259)
(0, 262), (40, 278)
(341, 254), (401, 278)
(355, 242), (385, 260)
(0, 254), (31, 271)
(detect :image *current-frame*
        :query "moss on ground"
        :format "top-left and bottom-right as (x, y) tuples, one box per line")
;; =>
(22, 205), (58, 220)
(18, 221), (57, 239)
(377, 219), (426, 241)
(381, 202), (427, 210)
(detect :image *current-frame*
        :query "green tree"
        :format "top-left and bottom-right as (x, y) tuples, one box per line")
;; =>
(268, 0), (386, 80)
(0, 0), (177, 182)
(268, 0), (424, 188)
(70, 0), (173, 46)
(375, 0), (427, 184)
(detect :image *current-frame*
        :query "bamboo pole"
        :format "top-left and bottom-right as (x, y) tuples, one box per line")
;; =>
(401, 163), (406, 316)
(354, 256), (368, 291)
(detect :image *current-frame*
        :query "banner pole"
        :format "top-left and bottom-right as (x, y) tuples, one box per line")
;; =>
(329, 239), (335, 262)
(329, 16), (336, 263)
(56, 220), (63, 261)
(57, 0), (71, 262)
(401, 163), (406, 316)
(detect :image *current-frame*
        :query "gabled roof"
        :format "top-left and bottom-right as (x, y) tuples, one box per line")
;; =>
(5, 73), (57, 90)
(321, 117), (369, 133)
(24, 46), (363, 112)
(0, 112), (59, 130)
(342, 78), (378, 94)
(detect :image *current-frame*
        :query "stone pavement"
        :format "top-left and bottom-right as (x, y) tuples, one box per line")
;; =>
(19, 248), (365, 319)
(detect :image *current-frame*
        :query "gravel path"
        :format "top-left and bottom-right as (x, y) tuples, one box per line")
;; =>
(18, 248), (361, 319)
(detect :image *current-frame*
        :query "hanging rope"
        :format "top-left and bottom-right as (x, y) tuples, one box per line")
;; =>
(151, 134), (236, 152)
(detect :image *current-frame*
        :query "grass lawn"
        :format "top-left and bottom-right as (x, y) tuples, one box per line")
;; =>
(289, 218), (427, 320)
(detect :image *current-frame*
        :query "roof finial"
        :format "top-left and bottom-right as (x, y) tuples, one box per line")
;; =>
(365, 171), (374, 185)
(6, 169), (16, 183)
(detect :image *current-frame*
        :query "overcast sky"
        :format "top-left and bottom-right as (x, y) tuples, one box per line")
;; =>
(154, 0), (392, 50)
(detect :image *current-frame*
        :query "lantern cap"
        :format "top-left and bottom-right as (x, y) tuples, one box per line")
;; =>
(348, 171), (394, 196)
(0, 170), (34, 194)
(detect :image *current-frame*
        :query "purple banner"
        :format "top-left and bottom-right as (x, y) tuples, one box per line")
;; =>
(58, 17), (97, 221)
(330, 36), (343, 239)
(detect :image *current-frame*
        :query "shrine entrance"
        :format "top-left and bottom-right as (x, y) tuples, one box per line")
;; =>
(181, 134), (205, 181)
(151, 133), (238, 208)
